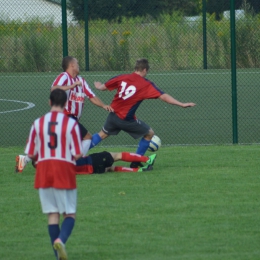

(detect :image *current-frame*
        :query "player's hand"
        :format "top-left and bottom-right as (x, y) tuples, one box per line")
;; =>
(73, 80), (82, 87)
(182, 103), (196, 108)
(103, 105), (114, 112)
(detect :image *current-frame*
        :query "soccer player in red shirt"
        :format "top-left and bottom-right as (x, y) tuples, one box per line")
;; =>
(25, 89), (83, 260)
(90, 58), (196, 168)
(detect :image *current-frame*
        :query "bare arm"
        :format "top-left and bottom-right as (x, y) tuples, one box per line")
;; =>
(51, 80), (82, 91)
(89, 96), (114, 112)
(159, 93), (196, 108)
(94, 81), (107, 91)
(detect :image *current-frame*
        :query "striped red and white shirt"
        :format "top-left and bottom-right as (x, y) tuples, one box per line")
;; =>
(52, 72), (95, 119)
(25, 111), (82, 189)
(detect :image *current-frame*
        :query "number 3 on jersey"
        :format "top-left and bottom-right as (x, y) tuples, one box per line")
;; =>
(119, 81), (136, 100)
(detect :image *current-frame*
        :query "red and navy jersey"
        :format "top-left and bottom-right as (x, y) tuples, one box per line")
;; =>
(52, 72), (95, 119)
(25, 111), (82, 189)
(105, 72), (164, 120)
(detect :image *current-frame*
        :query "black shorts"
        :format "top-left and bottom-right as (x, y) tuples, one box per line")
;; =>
(68, 115), (88, 139)
(102, 112), (150, 139)
(89, 151), (114, 174)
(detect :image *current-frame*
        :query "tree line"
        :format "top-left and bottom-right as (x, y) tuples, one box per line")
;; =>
(68, 0), (260, 22)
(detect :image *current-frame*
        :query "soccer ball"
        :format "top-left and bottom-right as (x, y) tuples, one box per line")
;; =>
(148, 135), (161, 152)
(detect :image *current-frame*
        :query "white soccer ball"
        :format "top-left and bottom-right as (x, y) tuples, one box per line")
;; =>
(148, 135), (161, 152)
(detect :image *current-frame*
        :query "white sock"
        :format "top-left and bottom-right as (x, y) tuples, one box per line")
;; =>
(82, 139), (91, 156)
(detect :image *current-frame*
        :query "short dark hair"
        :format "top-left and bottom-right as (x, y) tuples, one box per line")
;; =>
(62, 56), (75, 71)
(134, 58), (150, 72)
(50, 89), (67, 107)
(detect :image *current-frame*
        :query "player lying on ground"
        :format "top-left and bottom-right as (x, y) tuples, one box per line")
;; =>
(75, 151), (157, 174)
(15, 152), (157, 173)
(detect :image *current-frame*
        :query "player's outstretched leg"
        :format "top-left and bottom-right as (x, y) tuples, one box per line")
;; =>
(114, 152), (156, 169)
(53, 238), (67, 260)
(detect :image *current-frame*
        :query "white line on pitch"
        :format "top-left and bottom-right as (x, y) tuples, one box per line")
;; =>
(0, 99), (35, 114)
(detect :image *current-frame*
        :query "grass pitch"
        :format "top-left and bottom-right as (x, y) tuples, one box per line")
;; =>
(0, 145), (259, 260)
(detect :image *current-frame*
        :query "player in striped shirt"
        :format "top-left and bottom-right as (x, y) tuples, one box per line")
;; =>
(25, 88), (82, 260)
(51, 56), (113, 155)
(89, 58), (196, 168)
(16, 56), (113, 173)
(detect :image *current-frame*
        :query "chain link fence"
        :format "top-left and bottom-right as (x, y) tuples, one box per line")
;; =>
(1, 0), (260, 147)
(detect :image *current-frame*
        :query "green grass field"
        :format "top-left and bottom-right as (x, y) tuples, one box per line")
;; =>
(1, 69), (260, 258)
(1, 69), (260, 147)
(0, 145), (260, 260)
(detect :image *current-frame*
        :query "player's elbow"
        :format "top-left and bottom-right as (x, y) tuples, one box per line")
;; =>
(99, 84), (107, 91)
(159, 93), (168, 102)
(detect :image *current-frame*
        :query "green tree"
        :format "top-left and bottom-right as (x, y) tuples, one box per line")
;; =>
(68, 0), (259, 22)
(171, 0), (201, 16)
(69, 0), (201, 22)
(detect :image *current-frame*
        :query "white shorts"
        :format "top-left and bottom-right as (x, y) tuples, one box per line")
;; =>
(39, 188), (77, 214)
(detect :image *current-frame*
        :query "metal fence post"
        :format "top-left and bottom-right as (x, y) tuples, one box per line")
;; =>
(202, 0), (207, 69)
(61, 0), (68, 57)
(230, 0), (238, 143)
(84, 0), (89, 71)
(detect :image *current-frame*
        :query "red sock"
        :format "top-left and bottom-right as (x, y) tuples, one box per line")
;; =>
(121, 152), (148, 162)
(114, 166), (138, 172)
